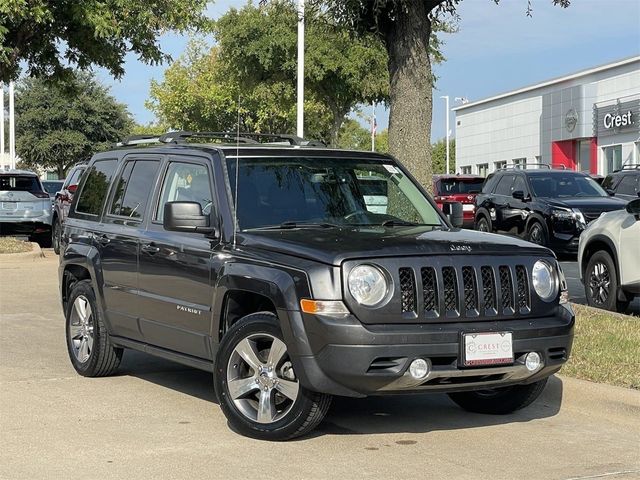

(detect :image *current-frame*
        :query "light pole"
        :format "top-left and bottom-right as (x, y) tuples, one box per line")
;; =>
(440, 95), (450, 175)
(296, 0), (304, 138)
(9, 81), (15, 169)
(1, 82), (4, 169)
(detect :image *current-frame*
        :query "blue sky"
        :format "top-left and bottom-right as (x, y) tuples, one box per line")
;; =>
(99, 0), (640, 142)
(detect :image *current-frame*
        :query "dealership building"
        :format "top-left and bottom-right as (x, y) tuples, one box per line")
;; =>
(454, 56), (640, 177)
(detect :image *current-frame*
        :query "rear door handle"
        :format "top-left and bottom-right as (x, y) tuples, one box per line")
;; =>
(141, 243), (160, 254)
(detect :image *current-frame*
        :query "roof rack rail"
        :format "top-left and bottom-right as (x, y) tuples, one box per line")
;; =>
(158, 131), (259, 144)
(116, 134), (162, 147)
(497, 162), (551, 171)
(619, 164), (640, 170)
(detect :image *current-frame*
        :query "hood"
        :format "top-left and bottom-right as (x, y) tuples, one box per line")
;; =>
(546, 196), (627, 212)
(238, 226), (551, 266)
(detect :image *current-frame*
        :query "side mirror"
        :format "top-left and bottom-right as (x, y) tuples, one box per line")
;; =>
(606, 188), (615, 196)
(442, 201), (464, 228)
(626, 198), (640, 219)
(512, 190), (526, 201)
(67, 184), (78, 194)
(163, 201), (214, 234)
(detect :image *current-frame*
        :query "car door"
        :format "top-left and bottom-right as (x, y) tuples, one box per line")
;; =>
(503, 175), (531, 235)
(619, 204), (640, 287)
(96, 156), (161, 341)
(491, 174), (515, 233)
(137, 156), (217, 359)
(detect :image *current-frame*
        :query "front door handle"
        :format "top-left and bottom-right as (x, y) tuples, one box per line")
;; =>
(96, 234), (110, 245)
(141, 243), (160, 254)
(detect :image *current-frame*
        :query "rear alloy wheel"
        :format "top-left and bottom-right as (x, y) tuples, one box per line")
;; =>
(527, 221), (547, 246)
(585, 251), (630, 313)
(52, 219), (61, 254)
(448, 378), (548, 415)
(476, 217), (490, 232)
(215, 313), (331, 440)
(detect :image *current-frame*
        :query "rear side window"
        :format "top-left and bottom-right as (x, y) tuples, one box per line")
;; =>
(109, 160), (160, 219)
(75, 159), (118, 216)
(64, 167), (84, 188)
(494, 175), (515, 196)
(482, 174), (497, 193)
(0, 175), (43, 193)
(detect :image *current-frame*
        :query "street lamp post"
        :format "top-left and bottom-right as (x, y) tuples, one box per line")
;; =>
(441, 95), (450, 175)
(9, 81), (15, 169)
(296, 0), (304, 139)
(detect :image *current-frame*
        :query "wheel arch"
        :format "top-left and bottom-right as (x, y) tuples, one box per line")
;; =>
(475, 207), (492, 230)
(581, 235), (620, 283)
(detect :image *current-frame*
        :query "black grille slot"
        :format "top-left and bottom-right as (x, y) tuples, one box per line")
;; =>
(515, 265), (530, 311)
(399, 268), (416, 313)
(499, 266), (514, 311)
(548, 347), (567, 360)
(480, 266), (497, 311)
(421, 267), (438, 316)
(442, 267), (458, 313)
(462, 267), (478, 312)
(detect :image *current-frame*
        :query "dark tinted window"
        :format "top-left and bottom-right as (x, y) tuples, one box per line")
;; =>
(42, 181), (63, 195)
(64, 167), (84, 188)
(110, 160), (159, 219)
(616, 175), (639, 195)
(156, 162), (212, 222)
(0, 175), (42, 192)
(76, 159), (118, 216)
(437, 178), (484, 195)
(601, 174), (616, 190)
(482, 174), (497, 193)
(529, 173), (607, 198)
(512, 176), (528, 194)
(494, 175), (515, 196)
(358, 178), (388, 196)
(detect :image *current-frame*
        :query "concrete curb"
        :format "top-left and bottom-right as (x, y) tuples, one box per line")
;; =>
(0, 242), (45, 262)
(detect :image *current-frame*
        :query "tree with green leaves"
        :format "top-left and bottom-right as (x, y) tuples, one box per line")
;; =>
(15, 73), (131, 177)
(431, 137), (455, 174)
(315, 0), (570, 188)
(149, 2), (391, 145)
(0, 0), (210, 82)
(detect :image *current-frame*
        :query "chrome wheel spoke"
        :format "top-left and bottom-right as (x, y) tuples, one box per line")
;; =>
(257, 388), (275, 424)
(275, 379), (299, 401)
(267, 337), (288, 367)
(228, 377), (259, 399)
(235, 338), (263, 372)
(78, 338), (89, 362)
(85, 333), (94, 353)
(69, 323), (83, 339)
(74, 298), (87, 323)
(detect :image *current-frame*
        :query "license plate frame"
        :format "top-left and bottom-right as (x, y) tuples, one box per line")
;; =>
(2, 202), (17, 210)
(462, 204), (475, 212)
(462, 332), (513, 367)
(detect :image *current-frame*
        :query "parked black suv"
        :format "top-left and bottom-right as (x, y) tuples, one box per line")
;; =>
(59, 133), (574, 440)
(475, 166), (627, 254)
(601, 165), (640, 202)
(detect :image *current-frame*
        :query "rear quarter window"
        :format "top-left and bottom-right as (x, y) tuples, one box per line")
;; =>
(75, 159), (118, 217)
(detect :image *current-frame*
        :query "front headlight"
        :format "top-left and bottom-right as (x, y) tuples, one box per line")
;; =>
(532, 260), (559, 302)
(348, 264), (389, 306)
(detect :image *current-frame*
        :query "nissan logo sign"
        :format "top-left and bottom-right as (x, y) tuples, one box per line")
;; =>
(603, 111), (633, 130)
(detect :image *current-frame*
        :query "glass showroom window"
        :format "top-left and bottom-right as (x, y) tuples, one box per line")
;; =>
(477, 164), (489, 176)
(513, 158), (527, 169)
(494, 161), (507, 171)
(461, 166), (472, 174)
(603, 145), (622, 174)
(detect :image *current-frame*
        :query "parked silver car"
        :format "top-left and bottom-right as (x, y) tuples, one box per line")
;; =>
(0, 169), (52, 245)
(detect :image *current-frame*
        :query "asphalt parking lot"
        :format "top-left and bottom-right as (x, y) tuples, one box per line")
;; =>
(1, 253), (640, 480)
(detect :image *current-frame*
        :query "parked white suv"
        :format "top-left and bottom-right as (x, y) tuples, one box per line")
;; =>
(578, 198), (640, 312)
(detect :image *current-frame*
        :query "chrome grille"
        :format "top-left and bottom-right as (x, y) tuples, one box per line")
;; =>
(421, 267), (438, 315)
(399, 267), (416, 313)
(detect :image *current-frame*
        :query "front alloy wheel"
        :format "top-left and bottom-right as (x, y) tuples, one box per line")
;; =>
(215, 313), (331, 440)
(68, 295), (94, 363)
(588, 261), (610, 307)
(585, 251), (630, 313)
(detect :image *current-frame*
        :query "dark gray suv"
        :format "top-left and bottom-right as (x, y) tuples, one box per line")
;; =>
(59, 132), (575, 440)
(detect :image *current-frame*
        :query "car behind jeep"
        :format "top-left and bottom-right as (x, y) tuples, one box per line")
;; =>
(59, 132), (574, 440)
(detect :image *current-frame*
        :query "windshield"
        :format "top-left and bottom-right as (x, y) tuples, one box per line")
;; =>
(529, 174), (608, 198)
(0, 175), (43, 193)
(42, 181), (62, 195)
(226, 157), (444, 230)
(437, 178), (484, 195)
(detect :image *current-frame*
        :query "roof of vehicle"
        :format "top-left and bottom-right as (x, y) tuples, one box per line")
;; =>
(495, 168), (590, 177)
(433, 174), (484, 180)
(0, 169), (39, 176)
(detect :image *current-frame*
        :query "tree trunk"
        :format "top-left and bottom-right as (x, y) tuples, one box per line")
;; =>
(328, 108), (347, 147)
(384, 2), (434, 192)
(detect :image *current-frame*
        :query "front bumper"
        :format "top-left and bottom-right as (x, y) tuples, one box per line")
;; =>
(283, 305), (574, 398)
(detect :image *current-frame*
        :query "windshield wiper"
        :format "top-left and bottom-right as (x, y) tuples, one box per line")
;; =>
(380, 220), (442, 228)
(248, 221), (339, 231)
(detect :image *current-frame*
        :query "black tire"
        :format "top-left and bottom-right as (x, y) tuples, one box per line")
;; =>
(585, 250), (630, 313)
(476, 216), (491, 232)
(33, 231), (52, 248)
(448, 378), (548, 415)
(527, 220), (547, 246)
(52, 218), (61, 255)
(65, 279), (122, 377)
(214, 312), (331, 440)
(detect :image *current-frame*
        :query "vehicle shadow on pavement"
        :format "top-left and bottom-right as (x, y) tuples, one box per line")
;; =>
(316, 376), (564, 438)
(117, 349), (563, 437)
(118, 350), (218, 404)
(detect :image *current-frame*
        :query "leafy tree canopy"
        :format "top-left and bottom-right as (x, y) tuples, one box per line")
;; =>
(0, 0), (210, 82)
(15, 72), (131, 176)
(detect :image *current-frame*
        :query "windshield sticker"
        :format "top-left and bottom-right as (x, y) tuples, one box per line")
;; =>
(383, 164), (399, 174)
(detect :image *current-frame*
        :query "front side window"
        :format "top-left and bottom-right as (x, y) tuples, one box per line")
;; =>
(109, 160), (160, 219)
(617, 175), (639, 196)
(75, 159), (118, 216)
(512, 176), (528, 195)
(529, 174), (608, 198)
(156, 162), (212, 222)
(494, 175), (515, 196)
(226, 157), (443, 230)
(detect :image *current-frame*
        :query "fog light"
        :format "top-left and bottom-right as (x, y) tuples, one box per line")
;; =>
(525, 352), (542, 371)
(409, 358), (431, 380)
